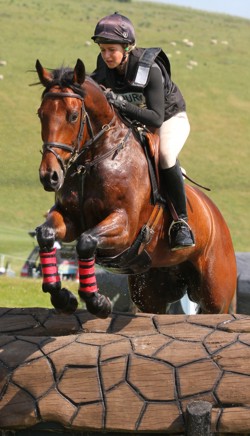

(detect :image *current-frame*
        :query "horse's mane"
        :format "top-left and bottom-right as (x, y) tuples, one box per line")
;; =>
(41, 66), (87, 98)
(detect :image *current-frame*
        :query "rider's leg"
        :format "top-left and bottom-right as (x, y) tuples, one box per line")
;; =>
(159, 112), (195, 251)
(161, 163), (195, 250)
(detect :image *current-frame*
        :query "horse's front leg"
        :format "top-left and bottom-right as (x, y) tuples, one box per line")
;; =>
(36, 211), (78, 314)
(76, 210), (129, 318)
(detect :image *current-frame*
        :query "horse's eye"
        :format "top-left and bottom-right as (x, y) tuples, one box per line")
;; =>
(69, 111), (79, 123)
(37, 109), (42, 119)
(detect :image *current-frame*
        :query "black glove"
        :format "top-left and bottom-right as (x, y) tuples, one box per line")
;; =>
(105, 91), (127, 111)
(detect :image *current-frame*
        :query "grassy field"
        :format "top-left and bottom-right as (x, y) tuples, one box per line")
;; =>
(0, 275), (78, 308)
(0, 0), (249, 284)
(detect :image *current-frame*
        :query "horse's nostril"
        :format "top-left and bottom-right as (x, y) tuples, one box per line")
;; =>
(39, 168), (63, 192)
(51, 171), (59, 182)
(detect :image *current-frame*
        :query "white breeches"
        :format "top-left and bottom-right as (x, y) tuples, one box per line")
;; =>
(159, 111), (190, 169)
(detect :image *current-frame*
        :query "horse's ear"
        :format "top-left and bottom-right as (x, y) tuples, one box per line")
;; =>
(35, 59), (52, 87)
(73, 59), (85, 85)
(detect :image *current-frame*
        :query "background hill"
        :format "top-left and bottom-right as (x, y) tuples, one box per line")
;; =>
(0, 0), (249, 274)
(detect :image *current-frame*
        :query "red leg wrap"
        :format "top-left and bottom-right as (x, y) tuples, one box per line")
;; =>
(40, 248), (61, 292)
(78, 258), (98, 294)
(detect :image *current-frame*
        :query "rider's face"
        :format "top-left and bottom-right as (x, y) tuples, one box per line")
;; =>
(99, 44), (126, 69)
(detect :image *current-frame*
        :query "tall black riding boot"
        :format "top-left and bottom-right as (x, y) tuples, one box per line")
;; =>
(161, 163), (195, 251)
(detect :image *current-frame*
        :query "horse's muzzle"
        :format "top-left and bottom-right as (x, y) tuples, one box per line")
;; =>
(39, 168), (64, 192)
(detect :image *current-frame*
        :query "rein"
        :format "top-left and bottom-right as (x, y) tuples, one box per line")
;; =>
(72, 126), (132, 232)
(71, 127), (132, 177)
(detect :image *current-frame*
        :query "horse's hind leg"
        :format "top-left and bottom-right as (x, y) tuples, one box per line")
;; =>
(128, 266), (188, 314)
(190, 250), (237, 314)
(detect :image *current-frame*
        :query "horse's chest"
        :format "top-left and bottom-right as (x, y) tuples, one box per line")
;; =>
(57, 189), (79, 208)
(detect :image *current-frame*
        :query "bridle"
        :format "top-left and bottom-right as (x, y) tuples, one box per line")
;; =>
(41, 90), (117, 175)
(40, 87), (132, 231)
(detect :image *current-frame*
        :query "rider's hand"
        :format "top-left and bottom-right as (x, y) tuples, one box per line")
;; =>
(105, 91), (127, 111)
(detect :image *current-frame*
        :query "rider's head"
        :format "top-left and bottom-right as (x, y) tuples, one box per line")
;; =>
(92, 13), (136, 68)
(92, 12), (136, 45)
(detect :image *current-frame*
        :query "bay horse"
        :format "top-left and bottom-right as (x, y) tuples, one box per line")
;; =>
(35, 58), (237, 318)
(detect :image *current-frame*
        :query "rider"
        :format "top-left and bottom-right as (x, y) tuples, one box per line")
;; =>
(91, 12), (195, 251)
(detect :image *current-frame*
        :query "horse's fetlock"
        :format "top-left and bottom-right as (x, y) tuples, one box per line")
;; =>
(42, 281), (61, 294)
(78, 290), (98, 301)
(79, 290), (112, 319)
(50, 288), (78, 314)
(76, 234), (97, 259)
(36, 225), (56, 251)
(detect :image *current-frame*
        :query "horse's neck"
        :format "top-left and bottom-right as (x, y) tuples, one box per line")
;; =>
(84, 80), (132, 148)
(85, 97), (115, 133)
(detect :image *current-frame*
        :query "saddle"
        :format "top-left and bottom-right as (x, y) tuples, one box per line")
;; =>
(142, 129), (159, 159)
(133, 124), (162, 205)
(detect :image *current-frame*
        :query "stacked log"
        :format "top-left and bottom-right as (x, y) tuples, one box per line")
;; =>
(1, 308), (250, 434)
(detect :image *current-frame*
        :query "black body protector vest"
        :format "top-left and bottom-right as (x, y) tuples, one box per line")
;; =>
(91, 47), (186, 120)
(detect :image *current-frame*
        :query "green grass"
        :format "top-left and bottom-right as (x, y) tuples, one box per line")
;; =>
(0, 0), (249, 282)
(0, 275), (78, 308)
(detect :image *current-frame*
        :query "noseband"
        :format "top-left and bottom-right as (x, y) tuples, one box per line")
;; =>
(41, 90), (115, 175)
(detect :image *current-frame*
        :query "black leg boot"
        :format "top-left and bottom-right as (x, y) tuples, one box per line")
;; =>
(161, 163), (195, 251)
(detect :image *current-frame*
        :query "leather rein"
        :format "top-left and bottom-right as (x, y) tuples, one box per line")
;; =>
(41, 90), (125, 176)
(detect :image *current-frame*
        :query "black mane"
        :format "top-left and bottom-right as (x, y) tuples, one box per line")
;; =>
(41, 66), (86, 98)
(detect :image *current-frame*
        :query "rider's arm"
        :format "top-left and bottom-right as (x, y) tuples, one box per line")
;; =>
(120, 63), (165, 128)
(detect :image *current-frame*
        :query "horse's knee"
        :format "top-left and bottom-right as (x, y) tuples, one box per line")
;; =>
(36, 224), (55, 251)
(76, 233), (98, 259)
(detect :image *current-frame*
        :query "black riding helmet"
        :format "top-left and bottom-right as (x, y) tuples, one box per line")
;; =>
(91, 12), (136, 45)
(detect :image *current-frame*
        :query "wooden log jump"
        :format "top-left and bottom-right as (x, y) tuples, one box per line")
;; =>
(1, 308), (250, 434)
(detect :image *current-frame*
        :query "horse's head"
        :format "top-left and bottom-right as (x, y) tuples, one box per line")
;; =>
(36, 59), (113, 192)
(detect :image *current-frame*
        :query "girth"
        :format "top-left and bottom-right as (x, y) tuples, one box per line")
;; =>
(96, 203), (164, 274)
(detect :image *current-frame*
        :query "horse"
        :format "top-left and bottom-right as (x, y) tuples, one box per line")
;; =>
(34, 58), (237, 318)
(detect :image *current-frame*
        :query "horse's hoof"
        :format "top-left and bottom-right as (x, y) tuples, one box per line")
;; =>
(51, 288), (78, 315)
(79, 291), (112, 319)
